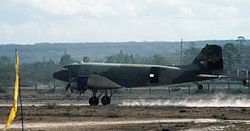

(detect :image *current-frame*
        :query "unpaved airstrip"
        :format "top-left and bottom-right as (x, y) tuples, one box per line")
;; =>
(1, 86), (250, 130)
(1, 102), (250, 131)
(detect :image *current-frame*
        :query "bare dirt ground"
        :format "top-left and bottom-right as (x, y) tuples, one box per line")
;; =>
(1, 86), (250, 131)
(1, 105), (250, 131)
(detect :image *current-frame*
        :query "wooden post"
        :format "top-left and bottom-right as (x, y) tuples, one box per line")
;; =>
(207, 84), (210, 93)
(188, 85), (190, 94)
(35, 83), (37, 95)
(53, 83), (56, 94)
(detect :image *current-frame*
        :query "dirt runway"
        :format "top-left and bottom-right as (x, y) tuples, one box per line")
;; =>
(1, 105), (250, 131)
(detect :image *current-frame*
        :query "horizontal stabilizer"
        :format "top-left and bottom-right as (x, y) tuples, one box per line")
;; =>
(196, 74), (227, 79)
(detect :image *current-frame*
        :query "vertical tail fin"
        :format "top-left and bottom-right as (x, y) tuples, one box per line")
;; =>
(193, 44), (223, 71)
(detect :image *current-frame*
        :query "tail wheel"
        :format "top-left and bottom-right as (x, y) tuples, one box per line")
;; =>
(89, 96), (99, 106)
(198, 84), (203, 90)
(101, 95), (111, 105)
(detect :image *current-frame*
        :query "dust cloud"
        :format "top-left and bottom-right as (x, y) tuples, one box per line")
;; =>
(120, 93), (250, 107)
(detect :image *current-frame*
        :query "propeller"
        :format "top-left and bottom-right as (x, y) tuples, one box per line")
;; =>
(65, 83), (73, 93)
(66, 67), (73, 93)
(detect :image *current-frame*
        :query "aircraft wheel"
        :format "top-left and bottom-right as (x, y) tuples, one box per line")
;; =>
(101, 95), (111, 105)
(198, 84), (203, 90)
(89, 96), (99, 106)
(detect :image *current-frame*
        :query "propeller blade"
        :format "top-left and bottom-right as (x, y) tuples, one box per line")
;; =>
(66, 83), (70, 91)
(66, 83), (73, 93)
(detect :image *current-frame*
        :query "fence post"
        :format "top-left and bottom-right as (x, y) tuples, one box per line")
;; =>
(35, 83), (37, 95)
(188, 85), (190, 94)
(207, 84), (210, 93)
(53, 83), (56, 94)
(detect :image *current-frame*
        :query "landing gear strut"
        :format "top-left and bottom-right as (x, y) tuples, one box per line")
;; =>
(88, 89), (114, 106)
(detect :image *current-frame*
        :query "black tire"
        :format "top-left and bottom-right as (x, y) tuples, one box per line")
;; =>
(101, 95), (111, 105)
(89, 96), (99, 106)
(198, 85), (203, 90)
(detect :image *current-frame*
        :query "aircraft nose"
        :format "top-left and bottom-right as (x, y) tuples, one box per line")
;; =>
(53, 70), (69, 82)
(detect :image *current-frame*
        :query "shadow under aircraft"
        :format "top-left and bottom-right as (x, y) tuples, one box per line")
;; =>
(53, 44), (224, 106)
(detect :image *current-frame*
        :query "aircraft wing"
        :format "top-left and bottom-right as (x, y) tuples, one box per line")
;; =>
(87, 74), (122, 89)
(196, 74), (227, 79)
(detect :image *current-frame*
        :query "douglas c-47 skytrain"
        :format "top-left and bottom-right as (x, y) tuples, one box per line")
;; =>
(53, 44), (225, 106)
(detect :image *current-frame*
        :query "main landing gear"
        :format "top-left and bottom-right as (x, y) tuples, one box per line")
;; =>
(101, 95), (111, 105)
(89, 96), (99, 106)
(88, 89), (113, 106)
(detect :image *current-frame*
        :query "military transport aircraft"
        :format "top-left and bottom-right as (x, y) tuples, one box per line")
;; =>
(53, 44), (224, 106)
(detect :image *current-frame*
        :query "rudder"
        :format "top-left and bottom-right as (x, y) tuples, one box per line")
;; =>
(193, 44), (223, 71)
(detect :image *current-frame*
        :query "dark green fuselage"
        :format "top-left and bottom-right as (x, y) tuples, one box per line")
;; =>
(56, 62), (211, 88)
(53, 44), (223, 89)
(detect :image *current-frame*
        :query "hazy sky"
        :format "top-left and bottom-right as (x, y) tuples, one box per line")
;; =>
(0, 0), (249, 44)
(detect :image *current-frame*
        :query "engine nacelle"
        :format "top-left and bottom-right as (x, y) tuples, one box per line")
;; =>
(69, 77), (88, 91)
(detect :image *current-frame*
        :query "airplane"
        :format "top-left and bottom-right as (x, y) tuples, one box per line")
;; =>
(53, 44), (224, 106)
